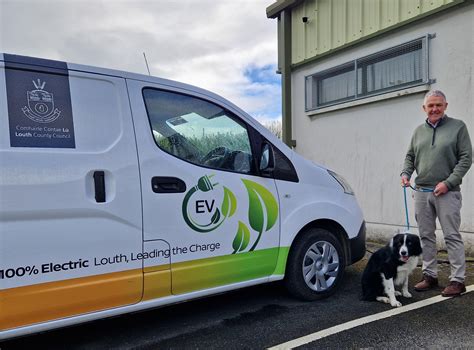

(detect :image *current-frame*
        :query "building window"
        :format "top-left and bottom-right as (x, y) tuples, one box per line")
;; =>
(306, 36), (431, 110)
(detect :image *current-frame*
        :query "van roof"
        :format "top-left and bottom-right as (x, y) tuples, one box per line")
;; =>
(0, 52), (225, 105)
(0, 52), (274, 138)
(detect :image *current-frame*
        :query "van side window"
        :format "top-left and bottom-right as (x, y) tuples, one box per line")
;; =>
(272, 146), (299, 182)
(143, 89), (254, 174)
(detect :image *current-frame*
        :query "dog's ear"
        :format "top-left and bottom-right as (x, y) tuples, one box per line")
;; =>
(388, 236), (394, 248)
(412, 236), (423, 255)
(391, 233), (404, 248)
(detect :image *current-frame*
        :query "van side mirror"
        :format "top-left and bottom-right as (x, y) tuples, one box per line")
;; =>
(259, 143), (275, 176)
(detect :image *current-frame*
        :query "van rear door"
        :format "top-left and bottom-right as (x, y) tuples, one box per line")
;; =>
(0, 55), (144, 331)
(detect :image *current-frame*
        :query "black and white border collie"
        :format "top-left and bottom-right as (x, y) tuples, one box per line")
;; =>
(361, 233), (422, 307)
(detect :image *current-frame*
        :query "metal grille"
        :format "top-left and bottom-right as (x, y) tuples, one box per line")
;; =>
(305, 36), (430, 111)
(356, 40), (424, 98)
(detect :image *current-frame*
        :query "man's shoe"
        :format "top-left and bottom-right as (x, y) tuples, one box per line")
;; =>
(414, 274), (439, 291)
(441, 281), (466, 297)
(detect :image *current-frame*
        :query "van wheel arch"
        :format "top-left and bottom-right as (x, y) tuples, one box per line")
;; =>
(284, 221), (348, 301)
(292, 220), (350, 264)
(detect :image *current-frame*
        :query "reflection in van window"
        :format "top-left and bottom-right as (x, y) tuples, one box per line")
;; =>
(143, 89), (254, 174)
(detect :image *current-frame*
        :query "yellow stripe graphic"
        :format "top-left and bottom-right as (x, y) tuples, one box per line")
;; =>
(0, 269), (143, 331)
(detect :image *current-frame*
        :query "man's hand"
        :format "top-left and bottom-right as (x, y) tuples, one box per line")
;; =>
(401, 175), (411, 187)
(434, 182), (448, 196)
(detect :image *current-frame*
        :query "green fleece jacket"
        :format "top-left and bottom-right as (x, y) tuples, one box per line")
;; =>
(402, 116), (472, 191)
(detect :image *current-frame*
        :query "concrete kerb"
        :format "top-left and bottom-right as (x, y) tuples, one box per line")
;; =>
(365, 241), (474, 264)
(365, 223), (474, 259)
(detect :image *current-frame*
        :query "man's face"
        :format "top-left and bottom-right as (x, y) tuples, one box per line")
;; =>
(423, 95), (448, 124)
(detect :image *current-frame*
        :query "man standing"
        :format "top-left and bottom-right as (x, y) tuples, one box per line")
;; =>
(401, 90), (472, 297)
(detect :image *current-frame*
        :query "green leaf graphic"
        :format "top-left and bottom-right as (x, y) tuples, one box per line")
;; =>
(232, 221), (251, 254)
(242, 179), (279, 251)
(246, 186), (264, 233)
(221, 186), (237, 218)
(242, 179), (278, 232)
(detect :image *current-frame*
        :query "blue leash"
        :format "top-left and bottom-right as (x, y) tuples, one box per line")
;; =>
(409, 184), (434, 193)
(403, 185), (434, 231)
(403, 186), (410, 230)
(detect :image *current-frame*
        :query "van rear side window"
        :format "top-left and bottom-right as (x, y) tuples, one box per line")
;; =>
(143, 89), (255, 175)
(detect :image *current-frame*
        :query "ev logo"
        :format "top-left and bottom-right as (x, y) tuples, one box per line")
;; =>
(22, 79), (62, 123)
(182, 175), (279, 253)
(182, 175), (237, 233)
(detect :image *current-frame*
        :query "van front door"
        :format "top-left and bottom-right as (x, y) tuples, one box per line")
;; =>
(128, 82), (280, 295)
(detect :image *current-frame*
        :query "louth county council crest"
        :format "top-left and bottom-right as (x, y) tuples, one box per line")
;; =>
(21, 79), (62, 123)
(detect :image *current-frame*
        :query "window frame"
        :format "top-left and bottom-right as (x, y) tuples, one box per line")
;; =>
(305, 35), (433, 111)
(247, 126), (299, 182)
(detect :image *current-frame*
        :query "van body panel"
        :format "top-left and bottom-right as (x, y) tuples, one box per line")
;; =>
(276, 153), (364, 246)
(170, 248), (280, 294)
(278, 178), (364, 242)
(0, 269), (141, 330)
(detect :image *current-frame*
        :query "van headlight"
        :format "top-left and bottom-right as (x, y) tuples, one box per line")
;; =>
(327, 170), (354, 195)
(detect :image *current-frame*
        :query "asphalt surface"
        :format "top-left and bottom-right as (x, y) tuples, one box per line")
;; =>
(2, 243), (474, 349)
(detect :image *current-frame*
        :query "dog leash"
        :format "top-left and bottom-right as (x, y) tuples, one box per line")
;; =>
(403, 185), (434, 231)
(409, 184), (434, 193)
(403, 186), (410, 231)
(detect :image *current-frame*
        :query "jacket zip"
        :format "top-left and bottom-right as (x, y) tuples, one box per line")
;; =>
(426, 116), (446, 146)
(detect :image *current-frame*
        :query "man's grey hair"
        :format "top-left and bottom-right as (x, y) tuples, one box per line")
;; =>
(424, 90), (447, 104)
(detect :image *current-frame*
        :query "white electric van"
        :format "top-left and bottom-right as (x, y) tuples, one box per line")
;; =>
(0, 53), (365, 340)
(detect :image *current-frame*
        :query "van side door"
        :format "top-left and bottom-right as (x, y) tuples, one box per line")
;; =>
(127, 80), (280, 295)
(0, 57), (144, 331)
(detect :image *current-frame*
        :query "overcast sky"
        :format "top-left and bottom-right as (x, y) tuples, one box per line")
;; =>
(0, 0), (281, 123)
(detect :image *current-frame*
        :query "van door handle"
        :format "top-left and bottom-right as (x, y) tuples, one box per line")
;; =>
(93, 171), (106, 203)
(152, 177), (186, 193)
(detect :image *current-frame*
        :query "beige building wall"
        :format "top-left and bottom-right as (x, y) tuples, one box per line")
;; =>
(290, 4), (474, 251)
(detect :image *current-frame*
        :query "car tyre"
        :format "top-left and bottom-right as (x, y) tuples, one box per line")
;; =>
(285, 228), (345, 301)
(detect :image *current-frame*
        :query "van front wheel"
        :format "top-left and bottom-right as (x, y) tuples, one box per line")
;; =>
(285, 228), (345, 301)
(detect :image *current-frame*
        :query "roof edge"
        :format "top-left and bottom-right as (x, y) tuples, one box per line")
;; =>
(266, 0), (304, 18)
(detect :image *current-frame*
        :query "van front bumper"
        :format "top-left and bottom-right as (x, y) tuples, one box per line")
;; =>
(349, 221), (366, 264)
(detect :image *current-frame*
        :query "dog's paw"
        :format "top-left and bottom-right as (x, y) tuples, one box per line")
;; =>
(376, 296), (390, 304)
(391, 300), (402, 307)
(402, 291), (412, 298)
(394, 291), (402, 296)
